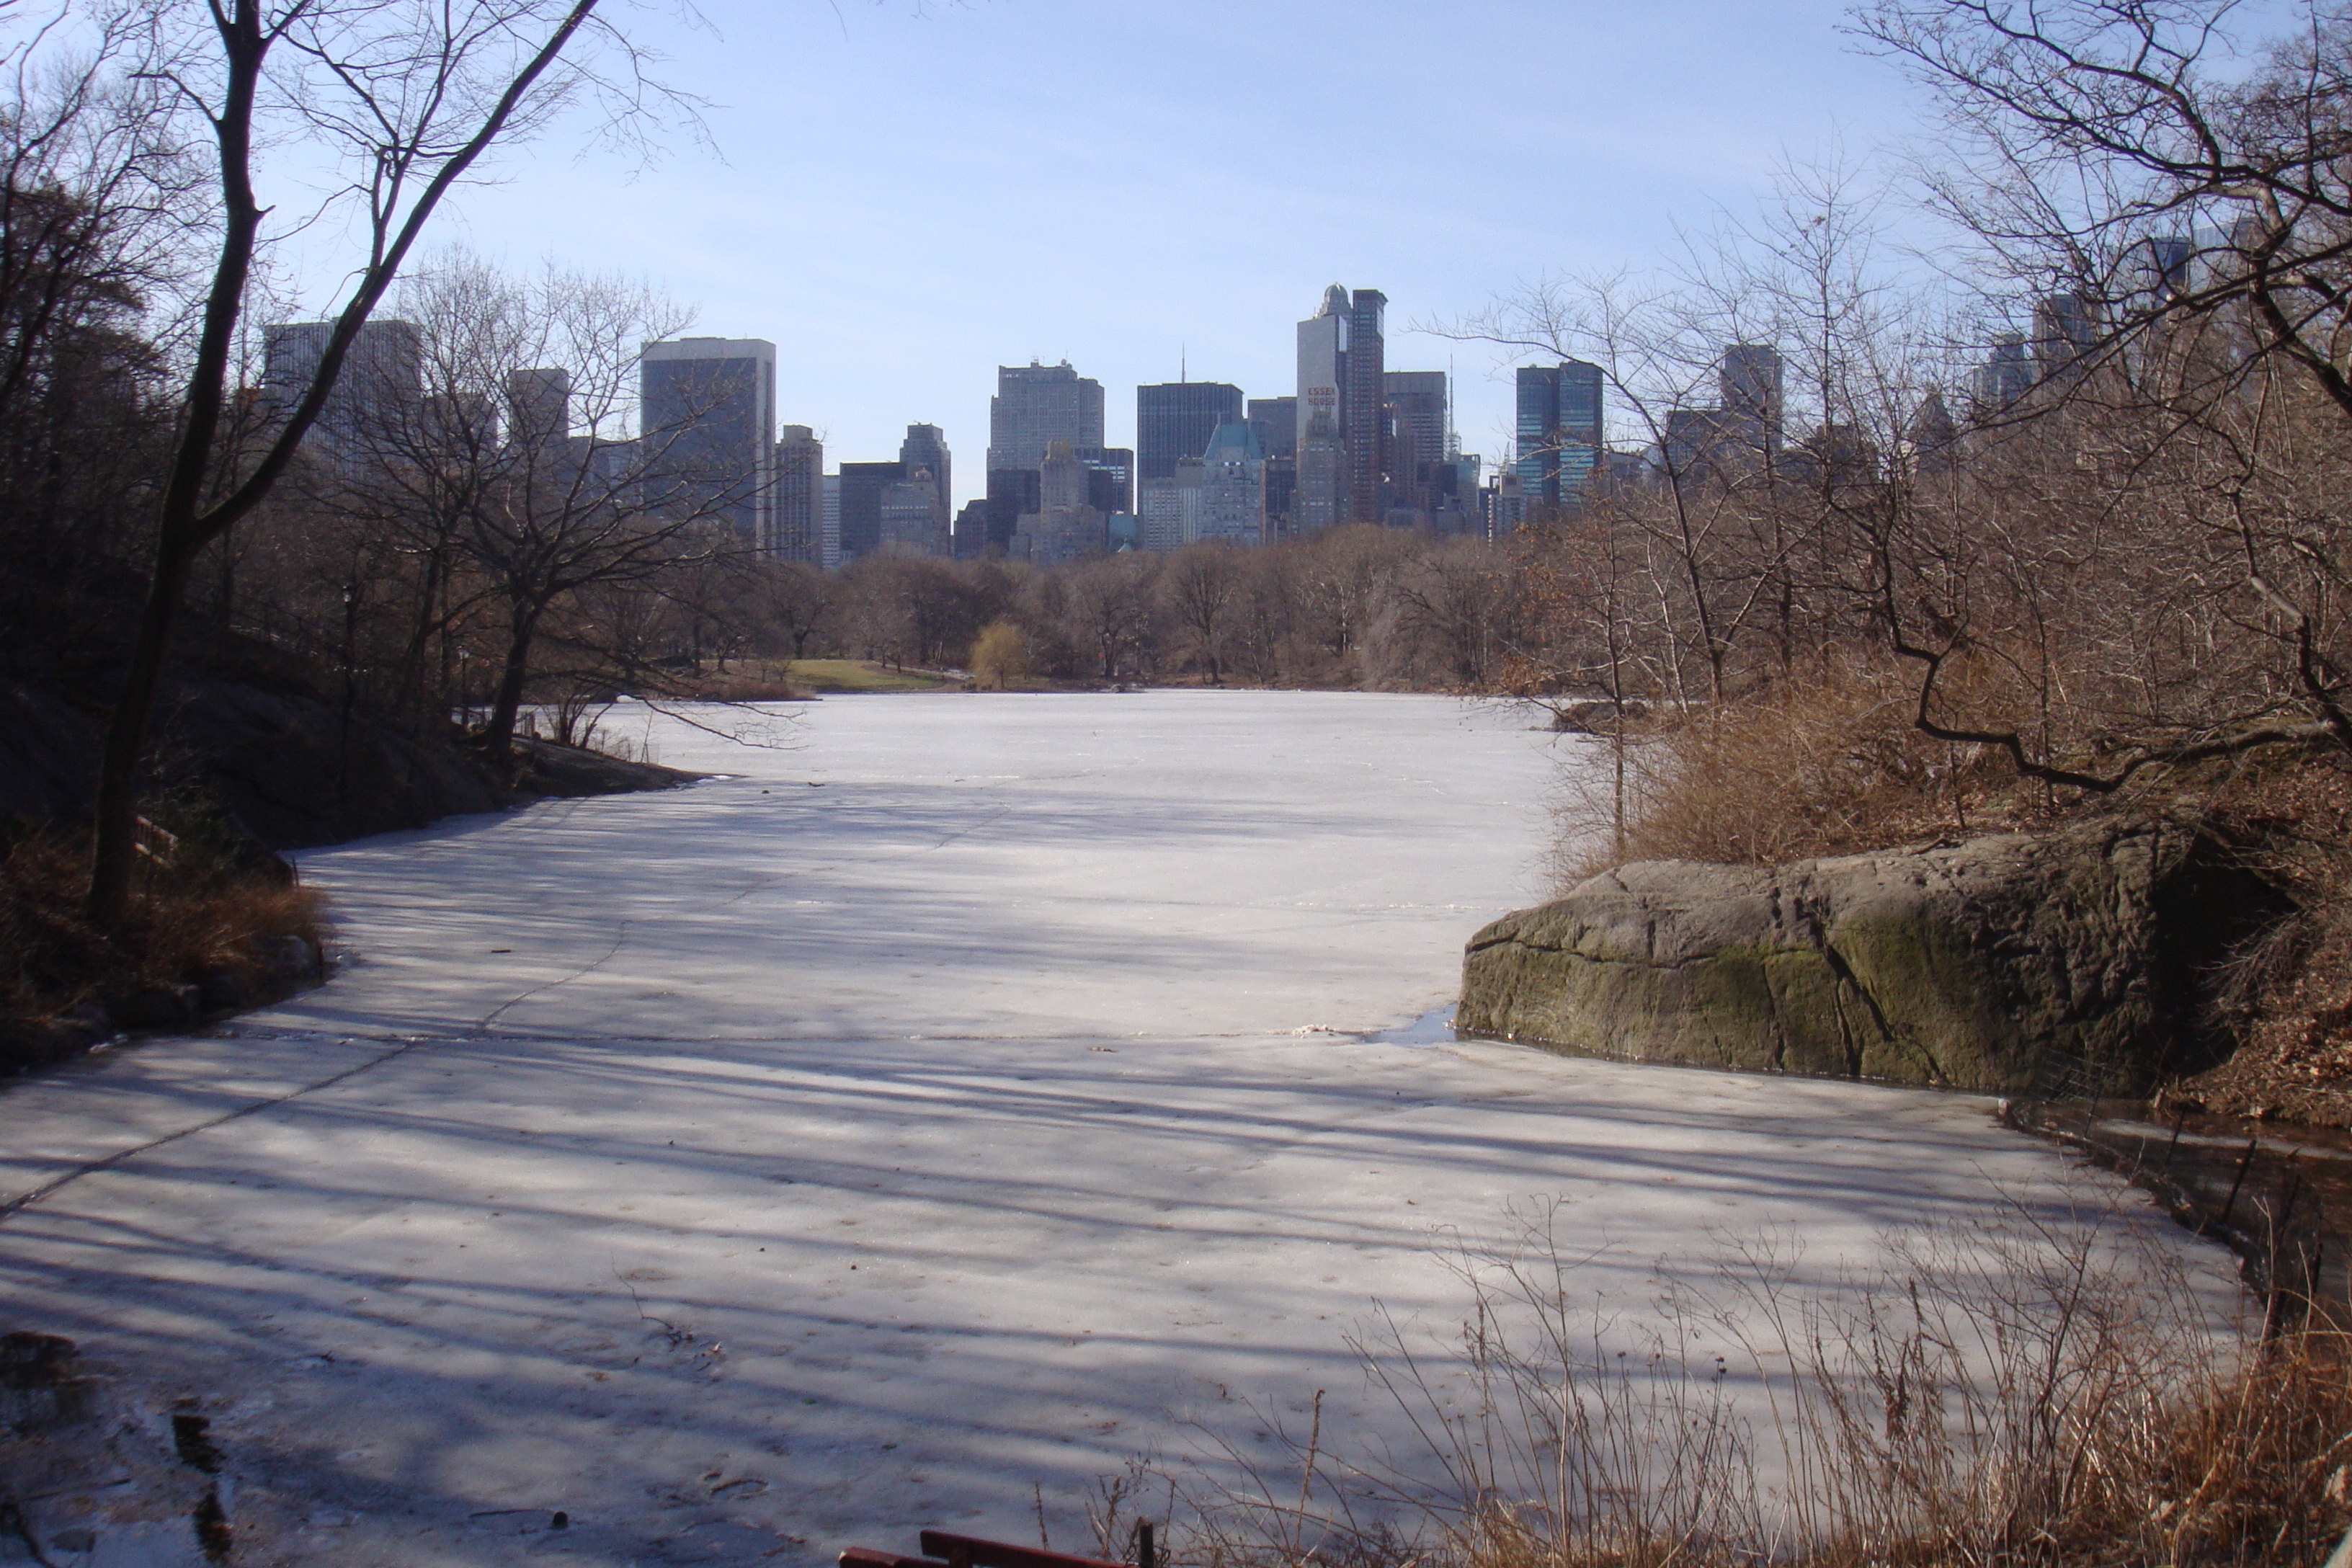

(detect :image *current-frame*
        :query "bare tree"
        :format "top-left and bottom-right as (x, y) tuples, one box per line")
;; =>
(79, 0), (688, 924)
(1392, 536), (1519, 687)
(1056, 551), (1158, 682)
(1161, 542), (1244, 685)
(758, 557), (835, 662)
(347, 256), (752, 757)
(1851, 0), (2352, 777)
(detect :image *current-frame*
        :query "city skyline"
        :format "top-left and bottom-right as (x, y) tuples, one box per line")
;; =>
(256, 1), (1927, 513)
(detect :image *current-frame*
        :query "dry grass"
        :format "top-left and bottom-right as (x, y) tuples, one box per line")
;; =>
(0, 805), (324, 1037)
(1111, 1196), (2348, 1568)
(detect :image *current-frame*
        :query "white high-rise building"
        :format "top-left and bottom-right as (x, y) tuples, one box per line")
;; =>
(1193, 423), (1266, 545)
(987, 361), (1104, 475)
(1295, 286), (1349, 533)
(1138, 480), (1185, 553)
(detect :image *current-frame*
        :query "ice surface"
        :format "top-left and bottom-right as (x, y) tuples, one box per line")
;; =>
(0, 692), (2232, 1565)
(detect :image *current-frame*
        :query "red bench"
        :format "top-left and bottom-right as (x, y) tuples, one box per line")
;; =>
(842, 1527), (1152, 1568)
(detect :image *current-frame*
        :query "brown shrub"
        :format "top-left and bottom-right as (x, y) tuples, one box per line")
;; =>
(1, 811), (325, 1030)
(1551, 659), (2032, 887)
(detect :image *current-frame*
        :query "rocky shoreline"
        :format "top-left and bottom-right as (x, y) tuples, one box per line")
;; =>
(1458, 814), (2286, 1095)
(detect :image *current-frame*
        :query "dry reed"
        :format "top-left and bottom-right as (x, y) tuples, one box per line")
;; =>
(1128, 1194), (2348, 1568)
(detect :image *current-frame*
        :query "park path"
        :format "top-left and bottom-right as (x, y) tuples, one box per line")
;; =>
(0, 692), (2223, 1566)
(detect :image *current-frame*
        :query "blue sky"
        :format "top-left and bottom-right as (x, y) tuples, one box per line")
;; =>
(409, 0), (1928, 504)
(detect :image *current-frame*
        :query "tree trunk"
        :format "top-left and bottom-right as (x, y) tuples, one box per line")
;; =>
(84, 2), (269, 929)
(84, 537), (200, 924)
(82, 0), (604, 927)
(484, 602), (543, 758)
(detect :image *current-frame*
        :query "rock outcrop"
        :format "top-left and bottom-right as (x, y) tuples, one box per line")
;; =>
(1458, 819), (2286, 1092)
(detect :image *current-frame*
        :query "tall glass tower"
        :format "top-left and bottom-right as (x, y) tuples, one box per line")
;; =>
(1515, 360), (1604, 515)
(1136, 382), (1244, 482)
(640, 337), (777, 548)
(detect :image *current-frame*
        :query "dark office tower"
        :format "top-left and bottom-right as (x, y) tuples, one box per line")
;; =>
(1719, 343), (1783, 458)
(506, 367), (571, 450)
(896, 423), (952, 553)
(1908, 389), (1959, 475)
(1247, 396), (1297, 460)
(2147, 235), (2193, 298)
(1974, 333), (2034, 409)
(1384, 372), (1447, 462)
(1662, 406), (1731, 483)
(262, 318), (422, 450)
(1515, 360), (1605, 514)
(1078, 446), (1134, 514)
(774, 425), (824, 564)
(1136, 381), (1245, 481)
(984, 467), (1042, 556)
(953, 499), (993, 560)
(640, 338), (777, 547)
(986, 360), (1105, 473)
(2032, 293), (2097, 375)
(1262, 459), (1297, 532)
(1342, 290), (1386, 522)
(1383, 370), (1449, 514)
(837, 461), (905, 564)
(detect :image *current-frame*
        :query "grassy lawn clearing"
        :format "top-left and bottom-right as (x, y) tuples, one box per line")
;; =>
(785, 659), (960, 694)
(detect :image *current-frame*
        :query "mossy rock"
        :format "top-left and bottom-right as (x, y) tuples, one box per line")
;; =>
(1459, 819), (2279, 1092)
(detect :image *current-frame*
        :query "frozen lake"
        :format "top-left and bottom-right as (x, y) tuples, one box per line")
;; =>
(0, 692), (2218, 1565)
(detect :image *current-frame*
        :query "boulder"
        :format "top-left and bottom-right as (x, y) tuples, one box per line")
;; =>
(105, 984), (200, 1028)
(1458, 819), (2285, 1092)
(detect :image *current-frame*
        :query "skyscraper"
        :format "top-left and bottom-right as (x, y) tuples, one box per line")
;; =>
(1136, 381), (1245, 481)
(1383, 369), (1449, 519)
(640, 337), (776, 548)
(987, 360), (1105, 473)
(1974, 333), (2034, 409)
(1383, 372), (1448, 472)
(1342, 290), (1386, 522)
(984, 468), (1041, 557)
(837, 461), (904, 563)
(895, 422), (952, 555)
(1247, 396), (1297, 460)
(953, 499), (992, 560)
(1515, 361), (1605, 515)
(2031, 293), (2097, 378)
(821, 473), (842, 570)
(1293, 285), (1389, 530)
(881, 471), (946, 556)
(505, 367), (571, 452)
(1194, 423), (1267, 545)
(899, 424), (951, 519)
(262, 318), (422, 451)
(774, 425), (824, 564)
(1079, 447), (1134, 514)
(1295, 285), (1350, 534)
(1719, 343), (1784, 459)
(1249, 396), (1298, 538)
(1015, 440), (1108, 565)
